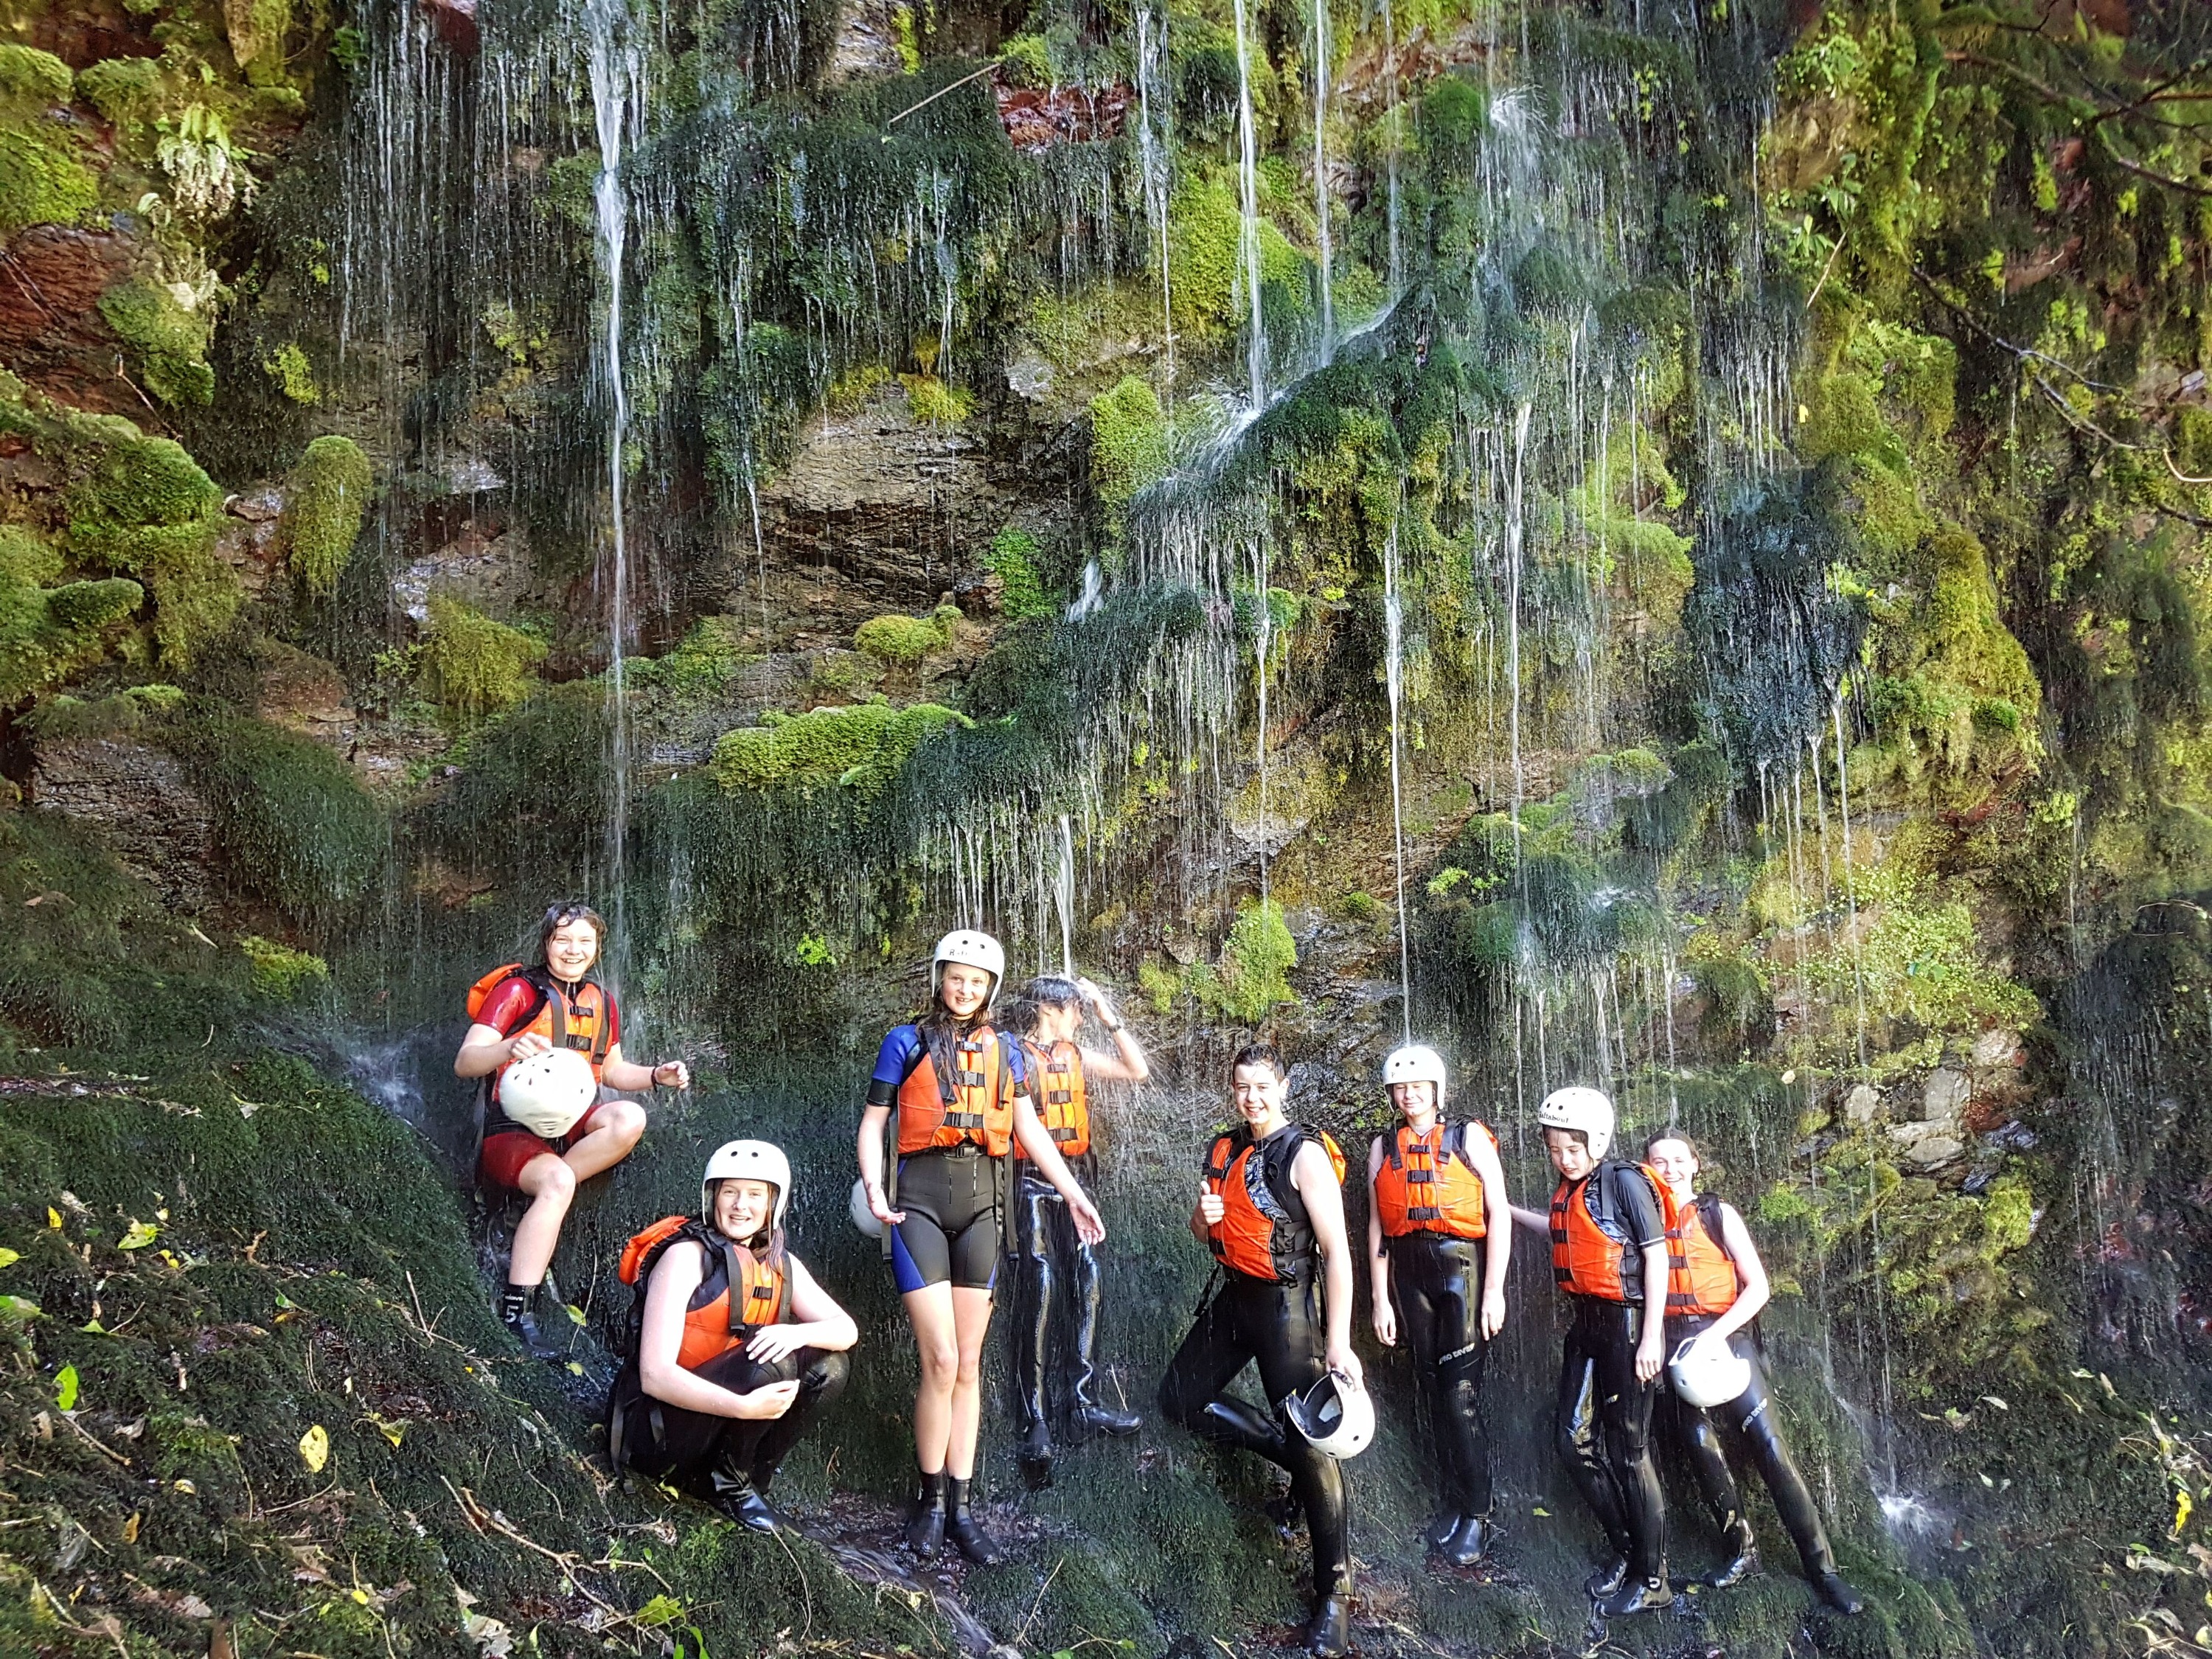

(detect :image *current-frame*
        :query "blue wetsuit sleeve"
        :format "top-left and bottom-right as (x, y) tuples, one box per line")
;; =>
(866, 1026), (922, 1109)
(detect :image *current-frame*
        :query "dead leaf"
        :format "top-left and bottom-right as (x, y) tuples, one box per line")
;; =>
(297, 1423), (329, 1473)
(121, 1512), (140, 1544)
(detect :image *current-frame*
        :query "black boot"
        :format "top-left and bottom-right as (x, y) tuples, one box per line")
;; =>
(497, 1284), (563, 1361)
(1073, 1399), (1141, 1436)
(945, 1476), (1006, 1565)
(1441, 1513), (1489, 1568)
(903, 1469), (947, 1559)
(1596, 1572), (1672, 1617)
(1067, 1236), (1141, 1436)
(1585, 1557), (1629, 1599)
(1424, 1510), (1461, 1551)
(1709, 1514), (1759, 1588)
(1812, 1570), (1865, 1614)
(1018, 1413), (1055, 1481)
(1303, 1591), (1352, 1657)
(710, 1472), (781, 1534)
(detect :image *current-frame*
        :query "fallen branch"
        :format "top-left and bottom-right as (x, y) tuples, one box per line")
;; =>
(886, 60), (1003, 125)
(439, 1476), (634, 1632)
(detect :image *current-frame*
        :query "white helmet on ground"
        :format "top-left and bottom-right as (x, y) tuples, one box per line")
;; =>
(702, 1139), (790, 1231)
(849, 1176), (886, 1239)
(1538, 1085), (1615, 1161)
(1668, 1333), (1752, 1409)
(1382, 1044), (1448, 1104)
(931, 928), (1006, 1007)
(1283, 1369), (1375, 1461)
(498, 1048), (597, 1140)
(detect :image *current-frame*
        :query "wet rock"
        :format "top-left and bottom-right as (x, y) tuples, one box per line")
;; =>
(827, 0), (905, 82)
(0, 226), (138, 414)
(32, 737), (215, 911)
(1971, 1028), (2022, 1068)
(419, 0), (480, 54)
(1006, 349), (1054, 404)
(226, 487), (284, 524)
(1902, 1133), (1965, 1167)
(995, 81), (1131, 153)
(215, 512), (283, 597)
(1843, 1082), (1882, 1126)
(393, 521), (526, 624)
(1923, 1067), (1971, 1126)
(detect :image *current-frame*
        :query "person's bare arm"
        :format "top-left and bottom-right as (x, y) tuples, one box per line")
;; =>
(1074, 978), (1148, 1082)
(1509, 1203), (1551, 1235)
(1366, 1138), (1395, 1346)
(636, 1246), (798, 1420)
(1700, 1203), (1770, 1345)
(455, 1019), (536, 1079)
(1297, 1142), (1362, 1385)
(1014, 1096), (1105, 1245)
(598, 1043), (688, 1094)
(857, 1104), (903, 1228)
(745, 1255), (860, 1364)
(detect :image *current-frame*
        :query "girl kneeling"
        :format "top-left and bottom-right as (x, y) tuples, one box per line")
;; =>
(609, 1141), (857, 1532)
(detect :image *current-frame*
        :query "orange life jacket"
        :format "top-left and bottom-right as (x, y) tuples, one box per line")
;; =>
(470, 964), (615, 1088)
(1205, 1123), (1348, 1284)
(1016, 1038), (1091, 1160)
(896, 1023), (1018, 1157)
(1665, 1192), (1742, 1318)
(1374, 1120), (1493, 1240)
(616, 1215), (787, 1372)
(1550, 1161), (1676, 1303)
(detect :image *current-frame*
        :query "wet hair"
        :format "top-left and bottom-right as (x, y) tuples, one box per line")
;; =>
(538, 900), (606, 964)
(1022, 975), (1083, 1009)
(1644, 1131), (1701, 1164)
(1231, 1041), (1287, 1081)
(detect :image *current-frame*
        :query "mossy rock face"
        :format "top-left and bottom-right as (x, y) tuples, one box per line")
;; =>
(852, 604), (960, 665)
(419, 594), (546, 726)
(0, 525), (141, 705)
(0, 128), (97, 237)
(64, 433), (236, 667)
(279, 434), (375, 597)
(97, 277), (217, 408)
(709, 699), (970, 793)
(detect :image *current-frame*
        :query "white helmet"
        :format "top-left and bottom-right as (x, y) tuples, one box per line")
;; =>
(497, 1048), (597, 1140)
(849, 1176), (885, 1239)
(1538, 1085), (1615, 1161)
(702, 1140), (790, 1231)
(1382, 1044), (1448, 1104)
(1282, 1369), (1374, 1461)
(931, 928), (1006, 1007)
(1668, 1332), (1752, 1409)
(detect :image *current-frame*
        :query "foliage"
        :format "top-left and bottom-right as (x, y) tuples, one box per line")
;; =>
(63, 433), (237, 668)
(238, 933), (329, 998)
(1186, 900), (1298, 1023)
(261, 341), (319, 403)
(1089, 375), (1169, 511)
(168, 712), (385, 919)
(0, 526), (141, 706)
(709, 700), (970, 793)
(97, 278), (215, 408)
(853, 604), (959, 664)
(281, 435), (375, 597)
(981, 528), (1050, 619)
(418, 596), (546, 726)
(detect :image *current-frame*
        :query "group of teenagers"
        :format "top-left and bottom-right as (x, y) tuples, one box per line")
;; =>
(457, 903), (1864, 1658)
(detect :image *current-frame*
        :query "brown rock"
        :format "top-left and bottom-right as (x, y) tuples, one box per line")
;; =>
(0, 227), (141, 414)
(31, 737), (215, 911)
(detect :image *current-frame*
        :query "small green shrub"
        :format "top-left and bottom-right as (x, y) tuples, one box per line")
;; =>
(854, 604), (959, 664)
(238, 934), (329, 998)
(826, 363), (892, 415)
(418, 594), (546, 725)
(981, 528), (1051, 619)
(901, 373), (971, 425)
(281, 435), (375, 596)
(1090, 375), (1169, 507)
(168, 713), (385, 919)
(63, 434), (235, 667)
(0, 526), (141, 704)
(261, 341), (319, 403)
(1188, 900), (1298, 1023)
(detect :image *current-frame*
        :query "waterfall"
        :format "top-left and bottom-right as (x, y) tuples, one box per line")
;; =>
(1383, 507), (1411, 1039)
(1135, 2), (1175, 388)
(1230, 0), (1267, 408)
(1311, 0), (1333, 349)
(586, 0), (641, 964)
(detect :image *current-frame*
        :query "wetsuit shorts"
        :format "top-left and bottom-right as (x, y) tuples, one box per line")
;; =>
(891, 1147), (1001, 1293)
(479, 1094), (624, 1189)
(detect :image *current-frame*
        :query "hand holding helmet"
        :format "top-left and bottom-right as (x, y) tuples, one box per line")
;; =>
(498, 1048), (598, 1139)
(1283, 1368), (1375, 1461)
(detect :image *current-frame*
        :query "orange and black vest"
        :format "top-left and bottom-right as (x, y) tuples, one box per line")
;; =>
(1017, 1038), (1091, 1160)
(1374, 1120), (1494, 1240)
(1665, 1193), (1742, 1318)
(1550, 1161), (1672, 1304)
(896, 1023), (1018, 1157)
(473, 966), (616, 1136)
(1205, 1123), (1349, 1285)
(616, 1217), (788, 1371)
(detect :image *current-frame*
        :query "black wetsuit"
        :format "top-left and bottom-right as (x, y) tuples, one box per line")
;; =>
(1385, 1231), (1492, 1521)
(1552, 1161), (1669, 1587)
(1013, 1148), (1108, 1417)
(891, 1145), (1002, 1292)
(610, 1343), (848, 1491)
(1159, 1124), (1352, 1610)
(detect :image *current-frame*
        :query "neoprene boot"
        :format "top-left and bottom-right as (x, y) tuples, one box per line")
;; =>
(1424, 1510), (1461, 1551)
(1303, 1593), (1352, 1658)
(1018, 1412), (1054, 1478)
(1441, 1513), (1489, 1568)
(1812, 1569), (1865, 1615)
(1068, 1239), (1140, 1436)
(903, 1469), (947, 1559)
(497, 1284), (563, 1362)
(1585, 1557), (1630, 1599)
(1596, 1571), (1672, 1617)
(709, 1472), (781, 1534)
(1709, 1514), (1759, 1587)
(945, 1476), (1006, 1565)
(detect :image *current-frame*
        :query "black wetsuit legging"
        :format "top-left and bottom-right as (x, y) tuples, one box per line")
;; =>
(891, 1145), (1001, 1293)
(612, 1346), (849, 1491)
(1557, 1293), (1666, 1584)
(1660, 1315), (1840, 1577)
(1014, 1158), (1104, 1420)
(1387, 1232), (1492, 1520)
(1158, 1272), (1352, 1602)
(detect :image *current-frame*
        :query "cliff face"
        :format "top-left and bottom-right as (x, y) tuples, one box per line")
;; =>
(3, 0), (2212, 1654)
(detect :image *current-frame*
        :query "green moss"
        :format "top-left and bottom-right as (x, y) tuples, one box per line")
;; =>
(223, 0), (293, 80)
(280, 435), (375, 597)
(75, 58), (162, 140)
(0, 128), (97, 237)
(261, 341), (319, 403)
(169, 713), (384, 919)
(631, 615), (748, 703)
(64, 434), (235, 667)
(901, 372), (971, 425)
(1187, 899), (1298, 1023)
(418, 595), (546, 726)
(98, 276), (215, 408)
(825, 362), (891, 414)
(0, 45), (72, 111)
(238, 933), (328, 998)
(0, 526), (142, 705)
(998, 32), (1051, 87)
(708, 699), (970, 793)
(853, 603), (959, 664)
(1089, 375), (1169, 509)
(981, 527), (1050, 619)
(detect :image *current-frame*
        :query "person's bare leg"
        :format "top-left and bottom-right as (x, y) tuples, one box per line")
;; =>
(902, 1283), (959, 1473)
(508, 1153), (577, 1287)
(562, 1099), (645, 1182)
(945, 1286), (996, 1479)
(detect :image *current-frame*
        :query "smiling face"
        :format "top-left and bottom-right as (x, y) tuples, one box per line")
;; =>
(1389, 1080), (1438, 1121)
(1646, 1136), (1698, 1200)
(714, 1177), (776, 1244)
(938, 961), (994, 1020)
(544, 917), (601, 981)
(1231, 1060), (1289, 1133)
(1544, 1126), (1596, 1182)
(1033, 998), (1082, 1044)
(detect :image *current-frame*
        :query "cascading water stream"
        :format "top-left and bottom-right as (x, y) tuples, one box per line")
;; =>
(587, 0), (641, 964)
(1382, 508), (1411, 1039)
(1311, 0), (1333, 349)
(1135, 3), (1175, 387)
(1230, 0), (1267, 408)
